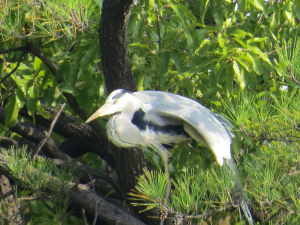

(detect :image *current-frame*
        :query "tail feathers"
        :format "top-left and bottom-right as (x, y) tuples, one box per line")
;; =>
(225, 158), (253, 225)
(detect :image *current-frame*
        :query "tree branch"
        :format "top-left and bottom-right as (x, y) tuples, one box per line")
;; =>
(0, 154), (146, 225)
(0, 50), (28, 85)
(32, 103), (66, 158)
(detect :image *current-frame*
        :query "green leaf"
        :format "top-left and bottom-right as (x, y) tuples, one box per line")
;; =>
(178, 4), (197, 23)
(246, 37), (268, 44)
(233, 56), (250, 72)
(226, 64), (234, 96)
(249, 46), (272, 65)
(270, 2), (280, 29)
(16, 88), (25, 108)
(171, 50), (181, 72)
(5, 96), (19, 127)
(161, 28), (178, 49)
(230, 29), (253, 38)
(55, 60), (70, 83)
(218, 33), (226, 48)
(247, 52), (263, 75)
(57, 83), (75, 93)
(129, 43), (150, 50)
(159, 51), (170, 75)
(27, 86), (38, 113)
(253, 0), (268, 15)
(200, 0), (210, 23)
(36, 101), (50, 119)
(171, 4), (187, 24)
(80, 40), (99, 71)
(233, 60), (245, 90)
(33, 57), (42, 72)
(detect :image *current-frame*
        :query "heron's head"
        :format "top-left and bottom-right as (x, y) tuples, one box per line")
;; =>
(86, 89), (141, 123)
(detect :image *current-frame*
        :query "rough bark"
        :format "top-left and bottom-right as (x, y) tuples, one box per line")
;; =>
(0, 175), (23, 225)
(99, 1), (157, 223)
(99, 0), (137, 93)
(99, 0), (147, 198)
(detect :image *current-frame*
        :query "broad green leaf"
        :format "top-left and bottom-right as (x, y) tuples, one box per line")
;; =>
(213, 9), (222, 30)
(159, 51), (170, 75)
(256, 91), (271, 98)
(129, 43), (150, 50)
(236, 10), (244, 24)
(218, 33), (225, 48)
(233, 60), (245, 90)
(55, 60), (70, 83)
(214, 62), (226, 81)
(57, 83), (75, 93)
(171, 4), (187, 24)
(249, 46), (272, 65)
(233, 56), (250, 72)
(253, 0), (268, 15)
(191, 23), (204, 28)
(225, 64), (234, 96)
(16, 88), (25, 108)
(27, 86), (38, 113)
(200, 0), (210, 23)
(137, 72), (145, 91)
(203, 86), (220, 97)
(5, 96), (19, 127)
(183, 78), (194, 98)
(248, 52), (263, 75)
(195, 39), (210, 56)
(230, 29), (252, 38)
(270, 2), (280, 29)
(232, 38), (246, 48)
(161, 29), (178, 49)
(80, 41), (99, 71)
(44, 88), (55, 107)
(246, 37), (268, 44)
(171, 50), (181, 72)
(178, 4), (197, 23)
(36, 101), (50, 119)
(33, 57), (42, 72)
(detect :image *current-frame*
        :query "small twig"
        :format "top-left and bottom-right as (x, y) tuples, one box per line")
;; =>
(0, 50), (28, 84)
(226, 188), (239, 208)
(257, 13), (264, 23)
(288, 62), (300, 85)
(156, 8), (161, 49)
(81, 208), (88, 225)
(266, 46), (292, 56)
(89, 174), (98, 225)
(31, 103), (66, 158)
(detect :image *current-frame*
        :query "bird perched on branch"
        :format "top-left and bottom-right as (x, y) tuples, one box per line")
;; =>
(86, 89), (253, 224)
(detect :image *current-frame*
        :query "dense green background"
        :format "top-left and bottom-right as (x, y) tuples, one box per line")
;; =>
(1, 0), (300, 224)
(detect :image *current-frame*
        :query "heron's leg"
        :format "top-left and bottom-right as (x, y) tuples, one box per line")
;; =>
(225, 158), (253, 225)
(160, 148), (171, 199)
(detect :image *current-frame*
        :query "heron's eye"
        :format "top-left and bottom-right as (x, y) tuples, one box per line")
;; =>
(113, 99), (118, 104)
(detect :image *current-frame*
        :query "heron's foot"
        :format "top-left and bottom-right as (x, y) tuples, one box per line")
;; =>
(239, 199), (253, 225)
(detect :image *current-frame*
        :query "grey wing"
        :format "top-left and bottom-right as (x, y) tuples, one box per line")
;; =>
(134, 91), (233, 165)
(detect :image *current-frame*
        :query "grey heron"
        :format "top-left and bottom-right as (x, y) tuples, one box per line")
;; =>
(86, 89), (253, 224)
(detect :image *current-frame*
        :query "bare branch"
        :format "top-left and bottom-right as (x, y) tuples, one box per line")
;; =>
(0, 47), (27, 54)
(32, 103), (66, 158)
(0, 51), (28, 85)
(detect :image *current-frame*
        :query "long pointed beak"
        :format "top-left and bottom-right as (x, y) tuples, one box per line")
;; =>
(86, 103), (111, 123)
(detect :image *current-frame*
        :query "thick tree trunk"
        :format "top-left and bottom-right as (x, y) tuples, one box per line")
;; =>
(99, 0), (145, 196)
(99, 1), (161, 224)
(99, 0), (137, 94)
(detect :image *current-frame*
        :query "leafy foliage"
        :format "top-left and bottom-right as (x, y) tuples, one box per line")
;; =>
(1, 0), (300, 224)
